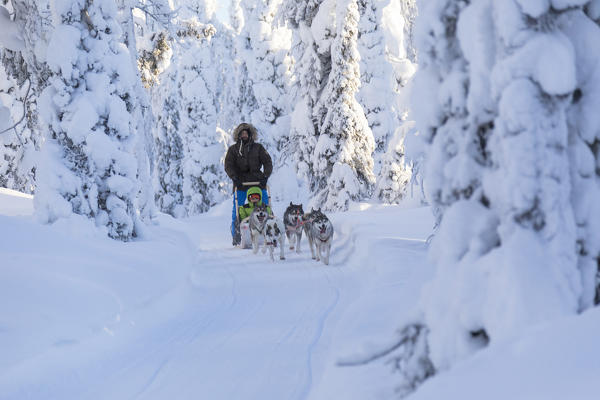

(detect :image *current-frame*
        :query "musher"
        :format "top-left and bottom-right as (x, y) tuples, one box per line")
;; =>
(224, 122), (273, 245)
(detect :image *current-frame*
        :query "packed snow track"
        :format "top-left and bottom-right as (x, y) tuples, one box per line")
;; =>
(0, 193), (434, 400)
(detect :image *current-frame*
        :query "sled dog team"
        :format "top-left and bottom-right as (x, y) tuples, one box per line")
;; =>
(245, 202), (334, 265)
(224, 122), (334, 264)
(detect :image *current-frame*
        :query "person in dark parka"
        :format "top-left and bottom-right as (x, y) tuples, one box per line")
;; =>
(225, 122), (273, 245)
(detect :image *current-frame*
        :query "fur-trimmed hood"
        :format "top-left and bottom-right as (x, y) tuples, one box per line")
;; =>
(233, 123), (258, 142)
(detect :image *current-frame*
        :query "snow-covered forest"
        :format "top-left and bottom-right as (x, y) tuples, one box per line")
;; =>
(2, 0), (600, 399)
(0, 0), (417, 230)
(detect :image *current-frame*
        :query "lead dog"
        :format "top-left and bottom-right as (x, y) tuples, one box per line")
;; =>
(264, 216), (286, 261)
(304, 208), (334, 265)
(284, 202), (304, 253)
(311, 211), (334, 265)
(249, 204), (269, 254)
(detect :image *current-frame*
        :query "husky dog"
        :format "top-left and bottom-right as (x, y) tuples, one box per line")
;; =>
(283, 202), (304, 253)
(249, 204), (269, 254)
(264, 217), (286, 261)
(310, 211), (334, 265)
(303, 208), (327, 261)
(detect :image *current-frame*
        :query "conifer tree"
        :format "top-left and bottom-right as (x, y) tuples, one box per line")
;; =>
(395, 1), (600, 395)
(357, 0), (415, 203)
(152, 2), (232, 216)
(313, 0), (375, 210)
(280, 0), (325, 189)
(236, 0), (292, 152)
(1, 0), (52, 194)
(0, 48), (37, 194)
(35, 0), (141, 240)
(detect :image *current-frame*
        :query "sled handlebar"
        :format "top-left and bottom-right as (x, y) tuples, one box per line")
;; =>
(241, 181), (260, 186)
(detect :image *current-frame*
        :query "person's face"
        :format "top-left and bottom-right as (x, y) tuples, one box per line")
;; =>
(240, 130), (249, 141)
(249, 194), (260, 203)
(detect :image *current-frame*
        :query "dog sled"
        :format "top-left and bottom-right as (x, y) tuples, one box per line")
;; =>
(234, 181), (271, 249)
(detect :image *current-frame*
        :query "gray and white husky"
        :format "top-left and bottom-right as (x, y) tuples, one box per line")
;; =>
(264, 216), (286, 261)
(283, 202), (304, 253)
(249, 204), (269, 254)
(304, 208), (334, 265)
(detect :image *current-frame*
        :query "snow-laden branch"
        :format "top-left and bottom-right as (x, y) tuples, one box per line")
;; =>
(0, 6), (25, 52)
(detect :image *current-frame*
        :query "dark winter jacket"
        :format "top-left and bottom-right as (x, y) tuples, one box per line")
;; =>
(225, 123), (273, 190)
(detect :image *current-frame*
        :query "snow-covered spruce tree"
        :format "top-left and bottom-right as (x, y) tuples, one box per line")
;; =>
(184, 0), (239, 135)
(356, 0), (401, 153)
(313, 0), (376, 210)
(1, 1), (53, 194)
(35, 0), (141, 240)
(394, 0), (600, 395)
(151, 2), (232, 216)
(235, 0), (292, 152)
(119, 2), (162, 222)
(0, 47), (37, 193)
(375, 122), (414, 204)
(357, 0), (416, 203)
(279, 0), (325, 190)
(176, 18), (229, 215)
(133, 9), (181, 216)
(567, 4), (600, 306)
(152, 61), (186, 217)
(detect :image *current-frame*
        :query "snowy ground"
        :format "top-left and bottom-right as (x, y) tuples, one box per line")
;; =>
(1, 187), (599, 400)
(0, 188), (434, 400)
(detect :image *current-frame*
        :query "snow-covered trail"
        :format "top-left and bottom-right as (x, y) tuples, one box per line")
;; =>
(0, 191), (434, 400)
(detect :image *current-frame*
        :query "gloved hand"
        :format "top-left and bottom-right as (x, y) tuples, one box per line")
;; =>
(233, 177), (242, 189)
(259, 177), (268, 187)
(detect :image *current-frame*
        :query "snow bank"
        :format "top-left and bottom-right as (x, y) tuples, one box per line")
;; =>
(409, 306), (600, 400)
(0, 188), (33, 216)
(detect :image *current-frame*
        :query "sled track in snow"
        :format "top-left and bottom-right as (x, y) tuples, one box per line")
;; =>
(296, 268), (341, 400)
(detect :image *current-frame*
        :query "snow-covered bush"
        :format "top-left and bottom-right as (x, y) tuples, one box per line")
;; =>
(400, 0), (600, 394)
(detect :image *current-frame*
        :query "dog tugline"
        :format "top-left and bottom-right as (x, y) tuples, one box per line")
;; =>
(225, 123), (273, 246)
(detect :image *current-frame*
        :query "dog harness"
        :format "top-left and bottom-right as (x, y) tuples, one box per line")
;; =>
(286, 217), (310, 232)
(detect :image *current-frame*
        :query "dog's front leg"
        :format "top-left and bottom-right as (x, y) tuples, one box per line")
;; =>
(296, 231), (302, 254)
(279, 233), (286, 260)
(268, 243), (274, 261)
(252, 232), (259, 254)
(287, 230), (295, 250)
(308, 235), (316, 259)
(323, 243), (331, 265)
(315, 242), (321, 262)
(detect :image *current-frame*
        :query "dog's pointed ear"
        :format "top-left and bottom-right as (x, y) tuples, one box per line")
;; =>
(289, 201), (293, 206)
